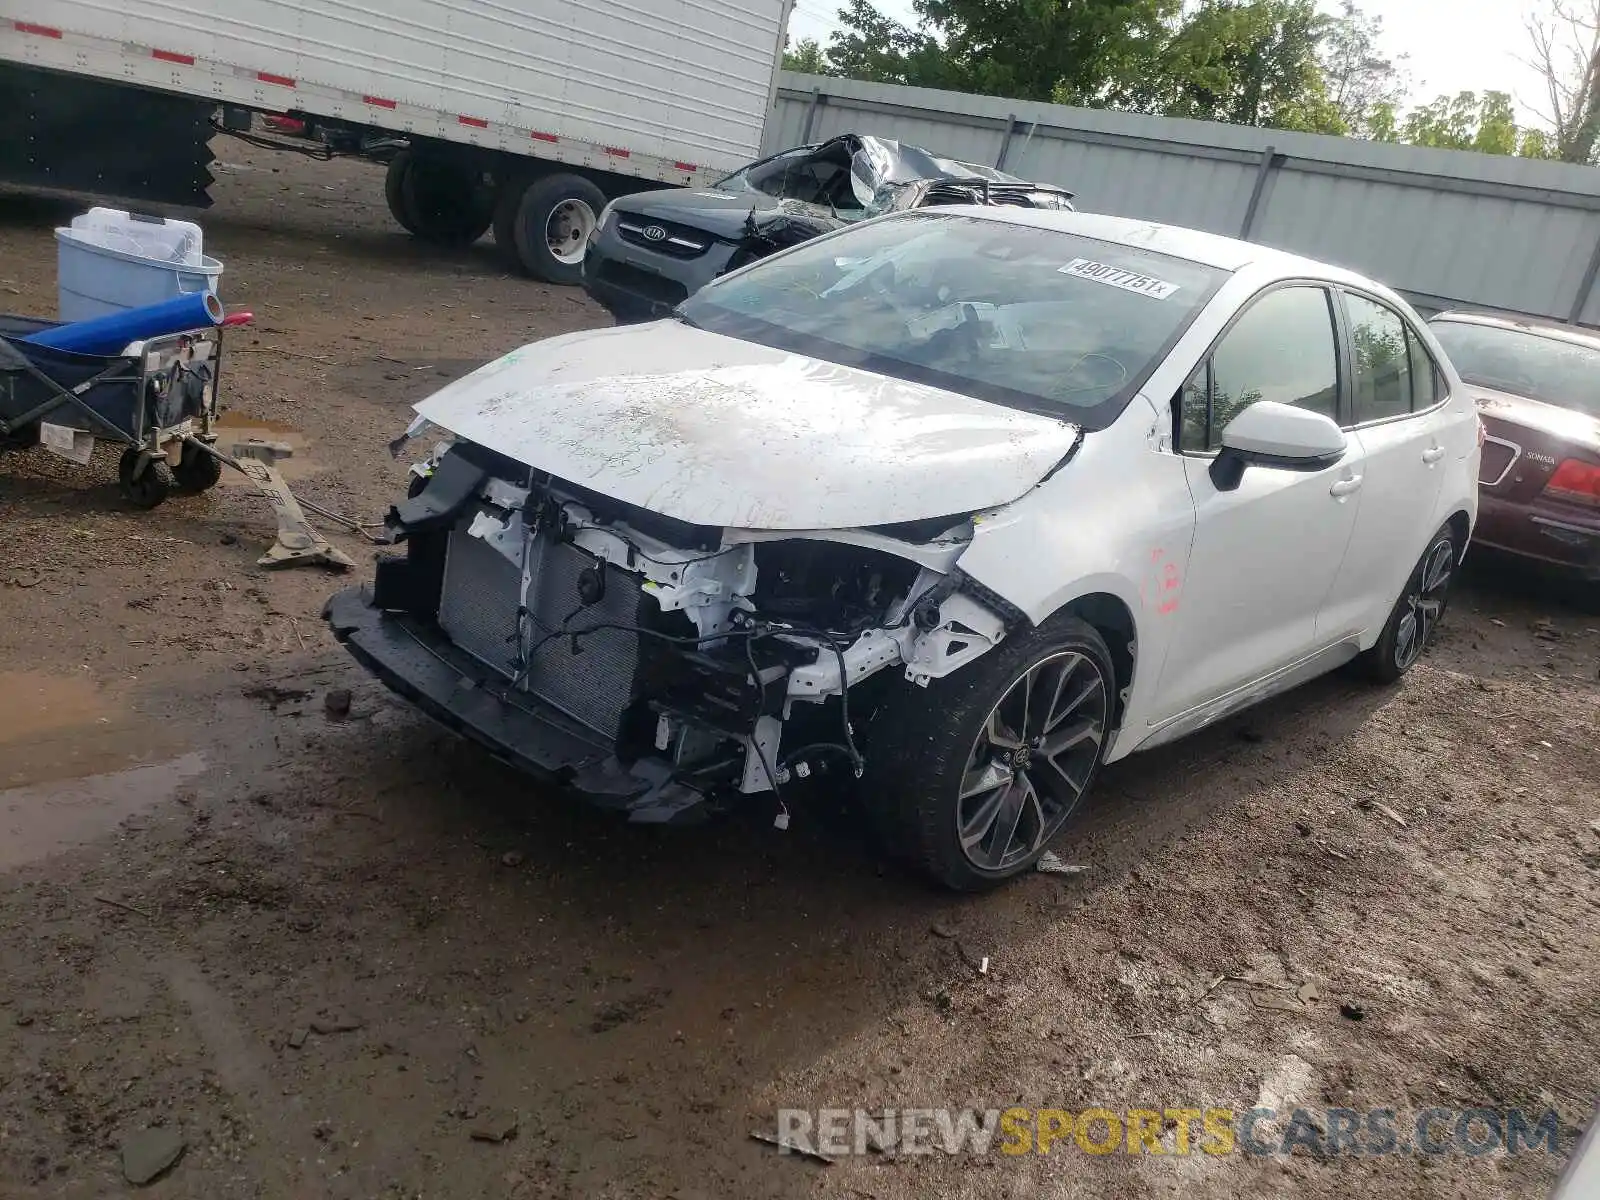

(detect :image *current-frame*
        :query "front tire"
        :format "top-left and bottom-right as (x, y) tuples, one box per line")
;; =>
(1358, 524), (1460, 683)
(118, 449), (174, 510)
(388, 151), (494, 245)
(864, 616), (1116, 891)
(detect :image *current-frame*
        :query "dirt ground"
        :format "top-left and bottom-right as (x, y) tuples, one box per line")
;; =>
(0, 140), (1597, 1200)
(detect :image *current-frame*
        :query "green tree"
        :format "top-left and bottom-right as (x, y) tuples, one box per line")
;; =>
(1402, 91), (1552, 157)
(826, 0), (952, 88)
(1139, 0), (1343, 133)
(1319, 0), (1407, 138)
(1366, 99), (1400, 142)
(1519, 127), (1556, 157)
(782, 37), (833, 75)
(823, 0), (1384, 136)
(828, 0), (1179, 104)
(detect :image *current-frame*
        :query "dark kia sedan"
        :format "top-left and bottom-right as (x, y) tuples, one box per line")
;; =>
(1430, 312), (1600, 582)
(581, 134), (1072, 324)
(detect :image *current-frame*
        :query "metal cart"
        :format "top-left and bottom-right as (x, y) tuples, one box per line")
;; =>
(0, 313), (238, 509)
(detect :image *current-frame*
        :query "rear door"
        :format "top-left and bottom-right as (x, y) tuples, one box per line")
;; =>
(1315, 291), (1449, 642)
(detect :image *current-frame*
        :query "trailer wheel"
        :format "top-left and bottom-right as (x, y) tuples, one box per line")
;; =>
(496, 173), (605, 284)
(384, 151), (423, 236)
(173, 442), (224, 492)
(388, 151), (494, 245)
(118, 449), (174, 510)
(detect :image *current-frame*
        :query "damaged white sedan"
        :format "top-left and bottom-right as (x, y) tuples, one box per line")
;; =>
(326, 208), (1480, 890)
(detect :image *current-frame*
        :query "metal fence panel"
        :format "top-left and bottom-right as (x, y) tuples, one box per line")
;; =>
(769, 73), (1600, 325)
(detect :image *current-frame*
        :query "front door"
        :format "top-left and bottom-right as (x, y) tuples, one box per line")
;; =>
(1154, 284), (1364, 723)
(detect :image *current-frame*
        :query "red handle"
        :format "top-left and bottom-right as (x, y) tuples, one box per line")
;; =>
(222, 310), (254, 327)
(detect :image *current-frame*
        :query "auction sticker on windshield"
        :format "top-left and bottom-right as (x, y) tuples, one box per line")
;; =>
(1060, 259), (1180, 300)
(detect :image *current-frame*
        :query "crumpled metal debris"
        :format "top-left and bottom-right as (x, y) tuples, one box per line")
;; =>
(726, 134), (1073, 274)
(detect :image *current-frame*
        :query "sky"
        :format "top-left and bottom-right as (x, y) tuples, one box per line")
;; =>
(786, 0), (1554, 125)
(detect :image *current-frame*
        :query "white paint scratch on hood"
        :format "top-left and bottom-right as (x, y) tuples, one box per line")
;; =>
(414, 321), (1080, 530)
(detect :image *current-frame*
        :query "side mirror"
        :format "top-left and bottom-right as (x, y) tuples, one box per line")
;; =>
(1209, 401), (1347, 492)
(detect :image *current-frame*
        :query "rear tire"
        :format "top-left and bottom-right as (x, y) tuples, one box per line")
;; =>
(384, 150), (422, 236)
(863, 615), (1116, 892)
(1358, 524), (1461, 683)
(495, 173), (606, 284)
(173, 442), (224, 492)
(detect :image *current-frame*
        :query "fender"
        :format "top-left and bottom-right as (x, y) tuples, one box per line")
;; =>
(954, 394), (1200, 759)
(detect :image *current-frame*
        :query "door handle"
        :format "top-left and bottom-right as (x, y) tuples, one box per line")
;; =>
(1422, 446), (1446, 464)
(1330, 475), (1364, 498)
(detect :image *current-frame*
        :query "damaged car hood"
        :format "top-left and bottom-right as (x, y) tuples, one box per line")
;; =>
(413, 322), (1081, 531)
(619, 188), (800, 241)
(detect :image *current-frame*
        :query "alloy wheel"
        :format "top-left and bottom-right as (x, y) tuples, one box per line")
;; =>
(956, 651), (1109, 873)
(1393, 538), (1455, 671)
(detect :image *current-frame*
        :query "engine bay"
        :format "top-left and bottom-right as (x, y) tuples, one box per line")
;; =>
(371, 441), (1014, 821)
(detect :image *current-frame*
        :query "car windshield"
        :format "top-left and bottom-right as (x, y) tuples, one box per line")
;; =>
(1431, 319), (1600, 418)
(677, 212), (1226, 426)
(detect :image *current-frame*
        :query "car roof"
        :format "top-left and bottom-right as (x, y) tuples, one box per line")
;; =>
(1430, 309), (1600, 350)
(915, 205), (1378, 282)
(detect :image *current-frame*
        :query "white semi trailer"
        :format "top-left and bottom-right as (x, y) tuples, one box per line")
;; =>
(0, 0), (793, 283)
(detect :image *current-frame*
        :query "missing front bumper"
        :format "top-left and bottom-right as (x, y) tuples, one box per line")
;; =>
(324, 586), (720, 824)
(325, 585), (612, 774)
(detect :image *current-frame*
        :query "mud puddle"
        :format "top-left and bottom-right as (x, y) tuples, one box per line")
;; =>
(211, 411), (317, 483)
(0, 671), (186, 790)
(0, 751), (206, 871)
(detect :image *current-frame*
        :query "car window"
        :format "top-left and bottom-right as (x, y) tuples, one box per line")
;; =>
(1178, 286), (1339, 453)
(718, 148), (810, 196)
(1407, 325), (1440, 410)
(679, 212), (1228, 429)
(1347, 294), (1418, 423)
(722, 147), (865, 212)
(1429, 319), (1600, 418)
(1178, 363), (1210, 454)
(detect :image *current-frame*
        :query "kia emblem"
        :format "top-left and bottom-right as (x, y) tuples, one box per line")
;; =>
(642, 225), (668, 242)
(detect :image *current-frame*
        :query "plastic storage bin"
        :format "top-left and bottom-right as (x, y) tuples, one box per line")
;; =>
(55, 208), (223, 322)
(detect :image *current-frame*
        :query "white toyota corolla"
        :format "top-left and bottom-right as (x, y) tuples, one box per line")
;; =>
(327, 208), (1481, 890)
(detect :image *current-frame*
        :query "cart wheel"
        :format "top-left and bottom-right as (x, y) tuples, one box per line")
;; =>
(118, 449), (175, 510)
(174, 443), (224, 492)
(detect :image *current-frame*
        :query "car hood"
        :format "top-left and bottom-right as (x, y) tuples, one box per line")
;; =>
(613, 189), (808, 241)
(412, 322), (1081, 531)
(1473, 385), (1600, 454)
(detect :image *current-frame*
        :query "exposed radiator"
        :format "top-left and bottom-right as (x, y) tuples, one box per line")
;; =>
(438, 525), (520, 677)
(523, 531), (645, 738)
(437, 515), (645, 739)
